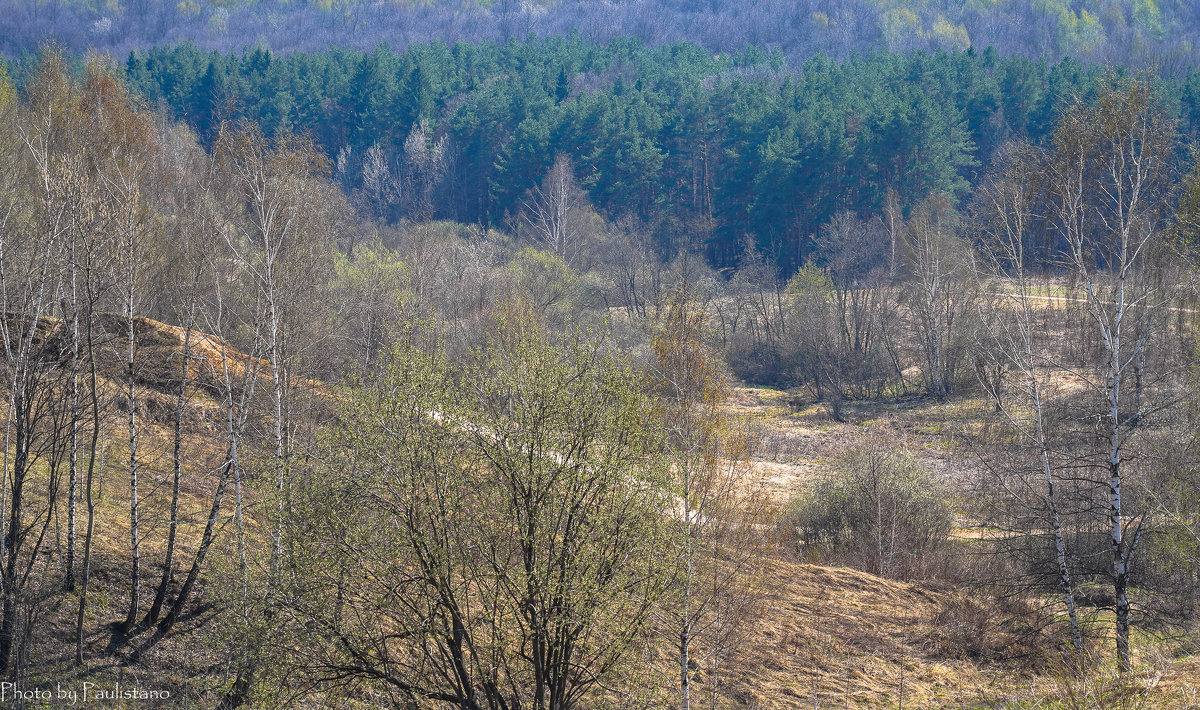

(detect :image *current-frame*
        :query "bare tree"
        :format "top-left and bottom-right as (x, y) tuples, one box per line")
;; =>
(216, 124), (328, 588)
(972, 80), (1183, 671)
(399, 119), (448, 222)
(1, 52), (79, 674)
(157, 147), (267, 637)
(518, 154), (602, 269)
(144, 130), (210, 625)
(357, 142), (399, 224)
(648, 290), (765, 710)
(605, 216), (665, 322)
(99, 123), (156, 635)
(811, 211), (895, 399)
(900, 195), (976, 399)
(1047, 80), (1178, 672)
(972, 139), (1083, 654)
(884, 186), (904, 281)
(211, 123), (339, 706)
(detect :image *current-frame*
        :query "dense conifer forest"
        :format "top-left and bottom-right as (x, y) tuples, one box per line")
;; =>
(8, 38), (1196, 272)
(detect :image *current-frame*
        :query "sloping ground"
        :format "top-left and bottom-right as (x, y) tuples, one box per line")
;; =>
(716, 559), (1015, 709)
(11, 311), (330, 427)
(4, 311), (269, 419)
(722, 384), (1200, 710)
(90, 313), (272, 404)
(4, 313), (262, 706)
(8, 319), (1199, 708)
(706, 560), (1200, 710)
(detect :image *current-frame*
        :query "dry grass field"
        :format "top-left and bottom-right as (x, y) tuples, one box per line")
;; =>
(8, 316), (1200, 708)
(724, 381), (1200, 710)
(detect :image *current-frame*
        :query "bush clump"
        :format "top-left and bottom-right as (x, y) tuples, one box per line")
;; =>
(784, 440), (953, 580)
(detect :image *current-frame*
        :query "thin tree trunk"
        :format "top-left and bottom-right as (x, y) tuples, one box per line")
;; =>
(0, 239), (59, 675)
(123, 285), (141, 632)
(1027, 303), (1082, 653)
(162, 324), (262, 635)
(1041, 439), (1082, 653)
(160, 450), (231, 635)
(221, 336), (250, 622)
(147, 324), (192, 625)
(681, 465), (692, 710)
(76, 303), (102, 665)
(65, 267), (80, 592)
(680, 623), (691, 710)
(0, 401), (29, 675)
(1115, 522), (1142, 674)
(1103, 278), (1132, 673)
(267, 290), (286, 597)
(1109, 415), (1130, 673)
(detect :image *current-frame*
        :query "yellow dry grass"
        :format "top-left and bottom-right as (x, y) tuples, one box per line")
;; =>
(709, 558), (1015, 709)
(719, 381), (1200, 709)
(732, 385), (988, 504)
(6, 314), (1200, 708)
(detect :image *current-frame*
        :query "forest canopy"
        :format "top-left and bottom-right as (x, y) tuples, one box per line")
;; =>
(3, 0), (1200, 76)
(6, 38), (1199, 273)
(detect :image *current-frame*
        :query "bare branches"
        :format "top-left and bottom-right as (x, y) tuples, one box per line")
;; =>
(971, 76), (1186, 672)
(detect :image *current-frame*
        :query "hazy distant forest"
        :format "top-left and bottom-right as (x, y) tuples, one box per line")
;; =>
(5, 0), (1200, 71)
(4, 0), (1200, 708)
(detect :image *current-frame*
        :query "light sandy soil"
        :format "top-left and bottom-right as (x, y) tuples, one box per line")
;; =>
(732, 385), (988, 504)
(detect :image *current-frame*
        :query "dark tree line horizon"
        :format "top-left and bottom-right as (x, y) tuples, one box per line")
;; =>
(9, 37), (1200, 274)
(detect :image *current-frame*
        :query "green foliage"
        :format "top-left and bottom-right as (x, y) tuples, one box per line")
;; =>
(931, 16), (971, 51)
(1175, 146), (1200, 248)
(281, 318), (675, 706)
(784, 262), (835, 303)
(1133, 0), (1166, 41)
(507, 246), (579, 312)
(103, 37), (1177, 273)
(784, 442), (953, 579)
(881, 8), (922, 51)
(332, 241), (409, 292)
(0, 62), (14, 112)
(331, 242), (410, 370)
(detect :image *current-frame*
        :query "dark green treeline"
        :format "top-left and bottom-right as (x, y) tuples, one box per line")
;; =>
(89, 38), (1200, 270)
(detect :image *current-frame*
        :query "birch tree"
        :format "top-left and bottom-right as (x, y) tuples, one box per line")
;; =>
(103, 109), (155, 635)
(900, 195), (975, 399)
(518, 154), (602, 270)
(70, 63), (125, 663)
(972, 139), (1084, 654)
(211, 124), (338, 705)
(973, 80), (1182, 672)
(1047, 80), (1177, 672)
(1, 53), (77, 675)
(145, 125), (210, 627)
(215, 124), (335, 594)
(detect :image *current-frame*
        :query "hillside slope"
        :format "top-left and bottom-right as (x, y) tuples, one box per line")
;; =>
(9, 314), (1199, 708)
